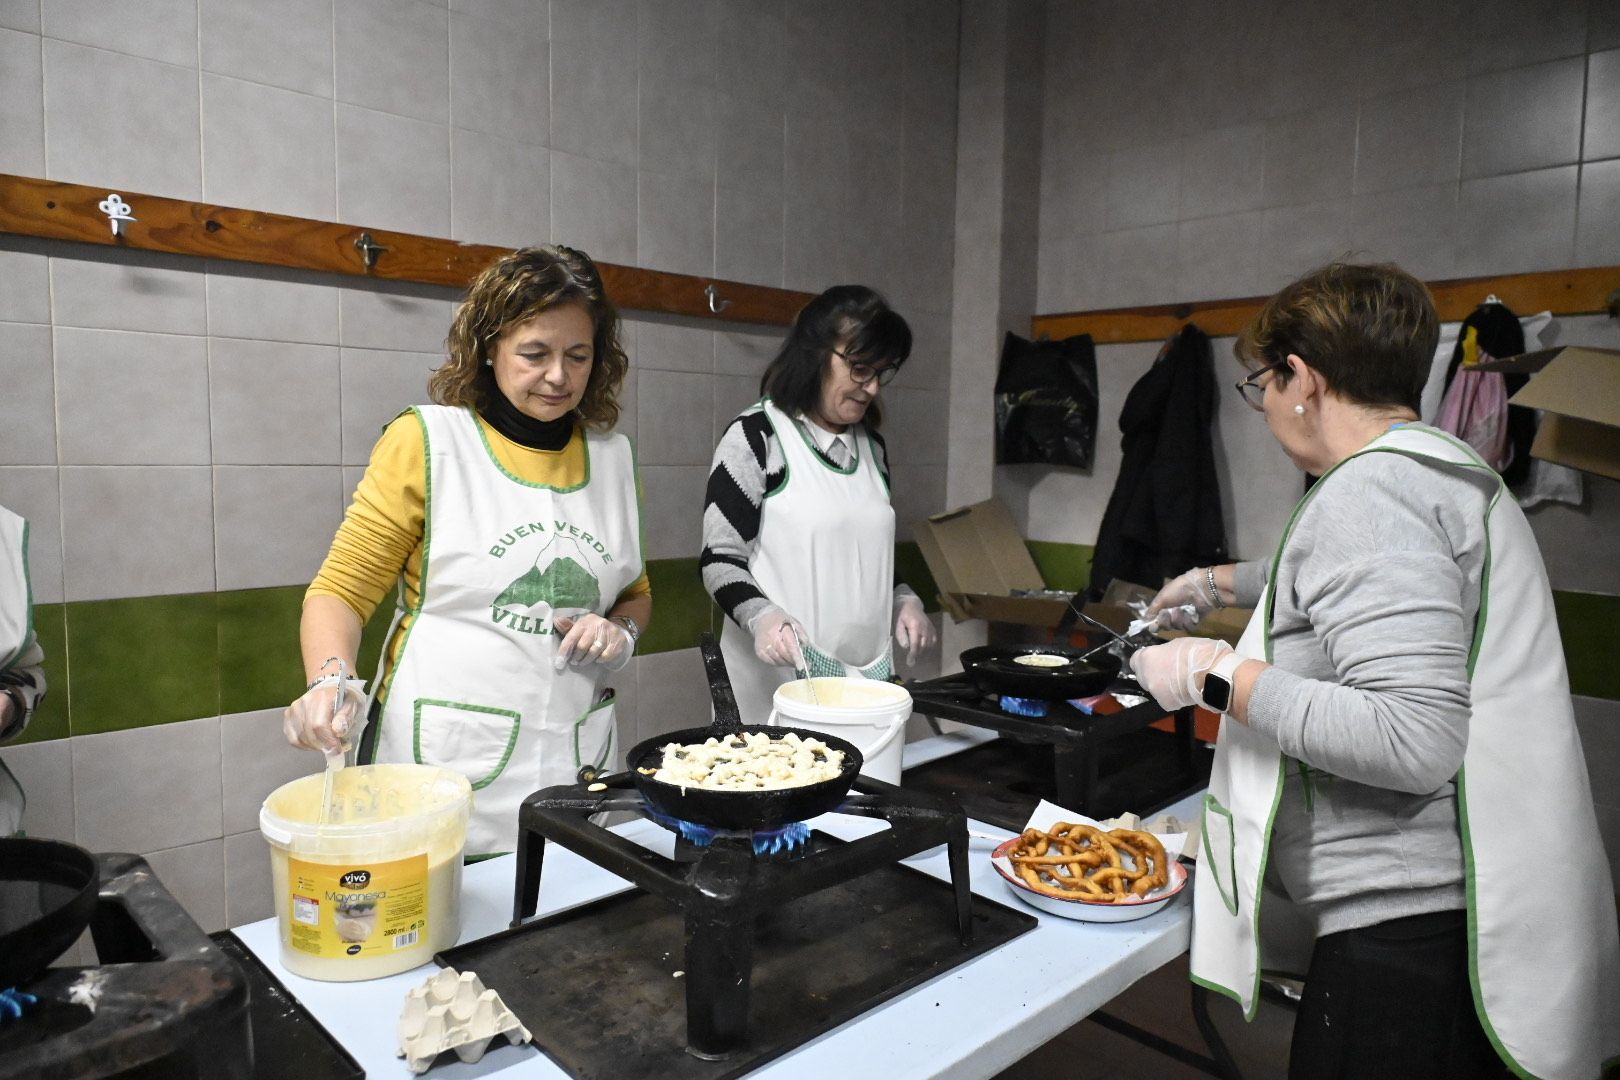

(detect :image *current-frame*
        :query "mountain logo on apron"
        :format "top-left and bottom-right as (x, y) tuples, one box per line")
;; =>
(491, 531), (604, 636)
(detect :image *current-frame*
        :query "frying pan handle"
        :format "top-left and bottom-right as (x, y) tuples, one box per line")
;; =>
(699, 631), (745, 735)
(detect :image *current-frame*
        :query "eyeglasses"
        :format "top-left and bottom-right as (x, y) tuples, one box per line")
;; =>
(1234, 359), (1288, 411)
(834, 349), (900, 387)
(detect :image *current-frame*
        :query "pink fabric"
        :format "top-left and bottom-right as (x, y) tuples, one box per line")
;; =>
(1435, 367), (1510, 470)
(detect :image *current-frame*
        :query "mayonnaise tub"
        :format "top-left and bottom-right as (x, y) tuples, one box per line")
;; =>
(259, 764), (472, 982)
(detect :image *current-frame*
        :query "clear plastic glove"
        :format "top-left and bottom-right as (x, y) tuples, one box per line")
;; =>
(893, 595), (935, 666)
(283, 677), (365, 755)
(554, 613), (633, 672)
(747, 606), (806, 668)
(1145, 568), (1218, 631)
(1129, 637), (1233, 712)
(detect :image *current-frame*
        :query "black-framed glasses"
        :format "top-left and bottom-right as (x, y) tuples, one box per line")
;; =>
(834, 349), (901, 387)
(1234, 359), (1288, 411)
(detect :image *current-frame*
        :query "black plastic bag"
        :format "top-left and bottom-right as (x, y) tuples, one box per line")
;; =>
(994, 331), (1099, 468)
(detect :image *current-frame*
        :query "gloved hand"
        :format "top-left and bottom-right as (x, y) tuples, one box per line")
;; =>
(283, 675), (365, 755)
(893, 595), (935, 666)
(1129, 637), (1233, 712)
(747, 606), (806, 668)
(554, 613), (634, 672)
(1145, 568), (1218, 631)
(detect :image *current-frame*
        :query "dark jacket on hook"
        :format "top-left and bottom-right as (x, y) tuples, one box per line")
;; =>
(1087, 324), (1228, 599)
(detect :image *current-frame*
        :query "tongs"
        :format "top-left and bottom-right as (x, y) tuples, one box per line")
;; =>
(1057, 596), (1154, 666)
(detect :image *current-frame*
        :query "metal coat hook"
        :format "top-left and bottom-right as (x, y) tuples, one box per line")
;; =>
(1483, 293), (1502, 306)
(704, 284), (731, 314)
(354, 232), (387, 269)
(98, 193), (136, 237)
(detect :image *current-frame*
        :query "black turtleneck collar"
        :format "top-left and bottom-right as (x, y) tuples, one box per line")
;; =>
(479, 387), (575, 451)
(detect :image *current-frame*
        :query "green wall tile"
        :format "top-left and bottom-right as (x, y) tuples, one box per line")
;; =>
(10, 603), (68, 745)
(1553, 590), (1620, 702)
(66, 592), (218, 736)
(1026, 541), (1094, 592)
(641, 558), (716, 656)
(219, 585), (308, 715)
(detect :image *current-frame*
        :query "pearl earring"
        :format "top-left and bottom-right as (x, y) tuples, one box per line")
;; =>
(484, 358), (493, 366)
(1294, 404), (1305, 415)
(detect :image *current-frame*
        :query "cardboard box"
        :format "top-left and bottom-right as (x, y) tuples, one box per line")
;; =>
(1479, 346), (1620, 481)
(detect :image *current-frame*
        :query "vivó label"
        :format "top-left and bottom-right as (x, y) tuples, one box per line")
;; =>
(286, 853), (429, 958)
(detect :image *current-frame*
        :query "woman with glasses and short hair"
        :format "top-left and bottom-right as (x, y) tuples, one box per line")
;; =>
(1128, 262), (1618, 1079)
(701, 285), (935, 723)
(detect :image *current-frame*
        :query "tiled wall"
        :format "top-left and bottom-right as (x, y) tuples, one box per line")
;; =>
(0, 0), (960, 932)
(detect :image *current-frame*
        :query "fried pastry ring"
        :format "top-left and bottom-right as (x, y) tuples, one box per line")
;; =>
(1005, 822), (1171, 903)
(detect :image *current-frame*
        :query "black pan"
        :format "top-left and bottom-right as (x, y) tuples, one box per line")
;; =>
(959, 643), (1123, 700)
(625, 633), (863, 831)
(0, 837), (99, 988)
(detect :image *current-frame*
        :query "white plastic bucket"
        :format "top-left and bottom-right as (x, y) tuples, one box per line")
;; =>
(259, 763), (472, 982)
(768, 678), (912, 785)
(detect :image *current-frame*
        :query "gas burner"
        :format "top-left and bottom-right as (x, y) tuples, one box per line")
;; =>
(0, 991), (35, 1023)
(507, 772), (972, 1059)
(998, 694), (1048, 717)
(641, 802), (813, 855)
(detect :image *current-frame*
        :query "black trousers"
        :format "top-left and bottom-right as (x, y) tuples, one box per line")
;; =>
(1289, 909), (1511, 1080)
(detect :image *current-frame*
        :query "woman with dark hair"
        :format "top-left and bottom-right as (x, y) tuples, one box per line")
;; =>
(701, 285), (935, 722)
(283, 245), (649, 855)
(1128, 262), (1618, 1079)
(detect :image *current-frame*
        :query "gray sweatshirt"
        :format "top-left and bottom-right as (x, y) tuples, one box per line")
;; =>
(1231, 432), (1491, 936)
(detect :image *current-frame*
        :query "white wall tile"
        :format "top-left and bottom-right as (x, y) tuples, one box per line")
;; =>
(210, 341), (340, 466)
(1593, 2), (1620, 52)
(636, 463), (705, 561)
(1260, 199), (1353, 287)
(714, 90), (783, 198)
(144, 839), (227, 932)
(49, 250), (207, 336)
(612, 365), (637, 445)
(713, 324), (778, 378)
(1178, 124), (1265, 219)
(334, 0), (448, 125)
(715, 0), (784, 112)
(1586, 49), (1620, 162)
(715, 183), (782, 288)
(0, 28), (43, 176)
(550, 152), (638, 265)
(55, 328), (210, 465)
(636, 370), (714, 466)
(629, 317), (713, 374)
(1103, 140), (1182, 231)
(450, 129), (549, 248)
(638, 170), (714, 277)
(711, 373), (757, 447)
(205, 264), (340, 346)
(640, 73), (716, 185)
(335, 104), (451, 237)
(1455, 165), (1579, 276)
(1040, 138), (1108, 240)
(1, 736), (73, 840)
(224, 829), (274, 926)
(0, 322), (55, 465)
(638, 0), (715, 88)
(0, 0), (39, 31)
(1177, 211), (1266, 305)
(1351, 183), (1461, 282)
(43, 0), (197, 67)
(1095, 224), (1178, 308)
(888, 462), (944, 545)
(220, 709), (321, 835)
(0, 466), (64, 603)
(882, 387), (948, 469)
(215, 466), (343, 589)
(1352, 0), (1459, 97)
(1258, 0), (1365, 119)
(1466, 0), (1590, 74)
(449, 10), (548, 147)
(1462, 57), (1585, 179)
(0, 241), (50, 324)
(202, 75), (335, 221)
(338, 348), (440, 464)
(43, 39), (201, 198)
(73, 717), (224, 853)
(1525, 462), (1620, 595)
(59, 466), (215, 599)
(549, 39), (638, 167)
(338, 282), (455, 353)
(632, 646), (709, 743)
(1354, 82), (1464, 194)
(1576, 160), (1620, 267)
(1261, 103), (1357, 208)
(200, 0), (333, 97)
(450, 0), (548, 30)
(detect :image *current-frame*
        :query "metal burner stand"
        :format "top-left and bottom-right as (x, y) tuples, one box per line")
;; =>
(907, 671), (1200, 818)
(511, 774), (971, 1059)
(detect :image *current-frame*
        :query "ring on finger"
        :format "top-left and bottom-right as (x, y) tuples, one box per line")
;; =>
(591, 637), (605, 650)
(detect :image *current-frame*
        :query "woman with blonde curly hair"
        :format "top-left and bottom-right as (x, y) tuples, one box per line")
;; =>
(284, 245), (649, 855)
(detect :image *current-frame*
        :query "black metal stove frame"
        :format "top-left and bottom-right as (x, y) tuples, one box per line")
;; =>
(511, 773), (972, 1059)
(906, 670), (1199, 818)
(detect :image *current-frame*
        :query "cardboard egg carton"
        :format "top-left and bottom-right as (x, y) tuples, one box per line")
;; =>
(397, 967), (533, 1074)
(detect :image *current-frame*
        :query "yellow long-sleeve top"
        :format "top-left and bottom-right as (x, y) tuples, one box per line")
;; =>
(308, 410), (651, 681)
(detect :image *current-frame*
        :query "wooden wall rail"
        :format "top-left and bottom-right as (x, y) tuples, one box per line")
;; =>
(1032, 265), (1620, 345)
(0, 173), (815, 326)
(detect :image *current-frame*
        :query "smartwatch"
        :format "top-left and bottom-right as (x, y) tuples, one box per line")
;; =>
(1199, 652), (1245, 713)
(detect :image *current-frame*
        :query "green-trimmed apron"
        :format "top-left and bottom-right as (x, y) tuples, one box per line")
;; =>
(1190, 424), (1620, 1079)
(363, 406), (643, 856)
(0, 506), (32, 836)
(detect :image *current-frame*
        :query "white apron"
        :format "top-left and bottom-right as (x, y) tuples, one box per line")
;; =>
(720, 399), (896, 724)
(363, 407), (643, 856)
(1191, 425), (1620, 1079)
(0, 507), (33, 836)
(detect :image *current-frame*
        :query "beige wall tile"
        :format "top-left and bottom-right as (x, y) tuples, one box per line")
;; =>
(73, 717), (223, 853)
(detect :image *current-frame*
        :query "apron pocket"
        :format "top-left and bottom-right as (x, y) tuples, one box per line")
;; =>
(573, 698), (617, 773)
(1201, 793), (1240, 916)
(412, 699), (521, 790)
